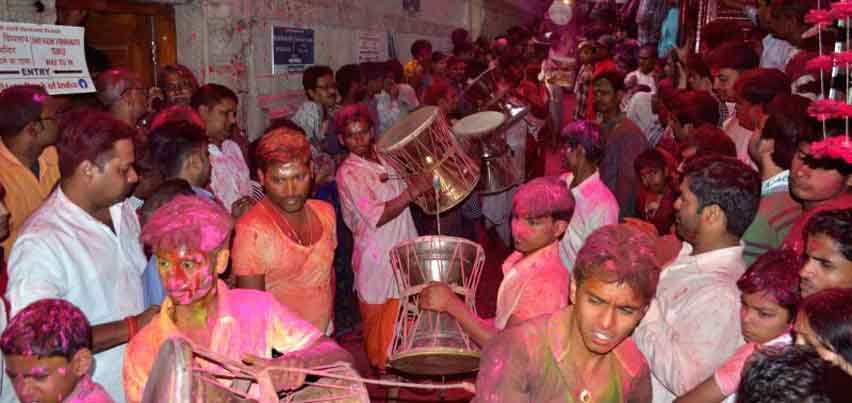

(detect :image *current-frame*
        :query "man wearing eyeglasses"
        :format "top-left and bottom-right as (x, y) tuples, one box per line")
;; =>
(95, 68), (149, 129)
(0, 85), (61, 266)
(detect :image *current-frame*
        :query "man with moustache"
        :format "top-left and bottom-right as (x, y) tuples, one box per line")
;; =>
(473, 224), (656, 403)
(6, 110), (159, 402)
(633, 155), (761, 403)
(232, 123), (337, 334)
(124, 195), (352, 402)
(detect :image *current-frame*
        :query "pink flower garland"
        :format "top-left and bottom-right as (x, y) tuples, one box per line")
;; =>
(831, 1), (852, 19)
(808, 100), (852, 121)
(807, 55), (834, 72)
(807, 136), (852, 164)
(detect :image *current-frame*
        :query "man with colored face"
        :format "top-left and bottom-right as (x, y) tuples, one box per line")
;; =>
(420, 176), (574, 346)
(191, 84), (255, 217)
(2, 299), (112, 403)
(334, 104), (430, 371)
(634, 155), (761, 403)
(6, 110), (154, 402)
(232, 123), (337, 334)
(474, 224), (657, 402)
(95, 69), (149, 129)
(124, 195), (352, 402)
(799, 208), (852, 297)
(157, 64), (198, 107)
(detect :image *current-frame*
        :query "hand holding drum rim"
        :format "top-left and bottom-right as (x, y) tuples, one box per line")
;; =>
(418, 282), (460, 313)
(241, 353), (308, 392)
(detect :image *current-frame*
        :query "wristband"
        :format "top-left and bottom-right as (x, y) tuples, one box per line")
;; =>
(126, 315), (138, 339)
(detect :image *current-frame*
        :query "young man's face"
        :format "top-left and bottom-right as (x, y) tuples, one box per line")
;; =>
(673, 177), (703, 241)
(800, 232), (852, 297)
(338, 118), (374, 158)
(187, 144), (212, 188)
(510, 213), (565, 254)
(578, 46), (595, 65)
(790, 142), (852, 206)
(639, 166), (668, 194)
(90, 138), (139, 207)
(638, 48), (657, 75)
(688, 71), (713, 92)
(156, 244), (223, 305)
(592, 78), (621, 117)
(735, 94), (760, 131)
(448, 62), (467, 84)
(712, 68), (740, 102)
(200, 99), (237, 143)
(5, 354), (82, 403)
(259, 160), (312, 214)
(570, 276), (647, 355)
(307, 74), (337, 109)
(439, 88), (460, 114)
(740, 291), (792, 344)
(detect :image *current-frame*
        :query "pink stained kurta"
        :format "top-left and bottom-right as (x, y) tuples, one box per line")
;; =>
(232, 198), (337, 333)
(495, 242), (571, 330)
(123, 280), (322, 403)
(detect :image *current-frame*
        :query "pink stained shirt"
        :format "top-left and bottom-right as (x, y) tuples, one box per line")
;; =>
(64, 375), (115, 403)
(123, 280), (322, 403)
(714, 333), (792, 399)
(495, 242), (571, 329)
(232, 198), (337, 333)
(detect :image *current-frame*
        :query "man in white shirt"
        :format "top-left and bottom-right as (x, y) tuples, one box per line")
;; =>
(190, 84), (254, 216)
(5, 110), (160, 402)
(633, 155), (761, 403)
(334, 104), (431, 372)
(557, 121), (619, 272)
(626, 44), (658, 94)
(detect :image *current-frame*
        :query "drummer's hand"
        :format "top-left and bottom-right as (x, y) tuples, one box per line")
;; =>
(242, 353), (307, 391)
(419, 282), (459, 314)
(407, 172), (434, 200)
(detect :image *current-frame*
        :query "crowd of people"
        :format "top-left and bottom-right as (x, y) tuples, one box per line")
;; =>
(0, 0), (851, 402)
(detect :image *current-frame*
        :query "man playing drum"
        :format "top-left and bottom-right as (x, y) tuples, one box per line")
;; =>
(123, 196), (352, 402)
(334, 104), (432, 371)
(419, 176), (574, 346)
(473, 224), (656, 403)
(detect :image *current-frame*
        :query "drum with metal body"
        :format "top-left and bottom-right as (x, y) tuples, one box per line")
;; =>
(142, 337), (369, 403)
(388, 236), (485, 376)
(463, 67), (531, 126)
(376, 106), (480, 214)
(452, 111), (520, 194)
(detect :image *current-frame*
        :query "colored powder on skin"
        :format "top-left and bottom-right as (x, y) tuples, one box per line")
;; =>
(512, 176), (575, 219)
(160, 248), (216, 305)
(255, 127), (311, 167)
(141, 196), (233, 254)
(0, 299), (91, 360)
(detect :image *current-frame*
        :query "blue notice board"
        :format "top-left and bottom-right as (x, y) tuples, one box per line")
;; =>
(272, 26), (314, 74)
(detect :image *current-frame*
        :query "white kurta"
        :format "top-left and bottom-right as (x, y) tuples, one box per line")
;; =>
(6, 189), (146, 402)
(558, 171), (620, 272)
(336, 152), (419, 304)
(633, 242), (747, 403)
(208, 140), (252, 213)
(722, 116), (758, 172)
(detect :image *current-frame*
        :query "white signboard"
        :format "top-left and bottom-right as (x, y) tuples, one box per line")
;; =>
(357, 31), (387, 63)
(0, 22), (94, 95)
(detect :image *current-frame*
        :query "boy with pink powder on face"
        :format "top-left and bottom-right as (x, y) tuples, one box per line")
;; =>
(123, 196), (351, 403)
(419, 176), (575, 346)
(1, 299), (113, 403)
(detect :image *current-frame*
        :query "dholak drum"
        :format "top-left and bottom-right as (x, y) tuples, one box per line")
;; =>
(463, 67), (531, 126)
(388, 236), (485, 376)
(452, 111), (520, 194)
(377, 106), (480, 214)
(142, 337), (369, 403)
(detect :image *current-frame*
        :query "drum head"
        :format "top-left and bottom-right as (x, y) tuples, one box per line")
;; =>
(376, 106), (438, 152)
(452, 111), (506, 139)
(391, 236), (484, 286)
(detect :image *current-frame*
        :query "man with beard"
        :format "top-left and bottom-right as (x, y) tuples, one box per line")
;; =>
(124, 195), (352, 402)
(473, 224), (656, 403)
(633, 155), (761, 403)
(6, 110), (159, 402)
(232, 123), (337, 334)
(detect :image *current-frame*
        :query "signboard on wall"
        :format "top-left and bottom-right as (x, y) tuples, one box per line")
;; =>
(0, 22), (94, 95)
(357, 31), (388, 63)
(271, 26), (314, 74)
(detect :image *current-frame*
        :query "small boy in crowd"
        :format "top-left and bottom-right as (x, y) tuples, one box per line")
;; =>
(1, 299), (113, 403)
(634, 148), (677, 235)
